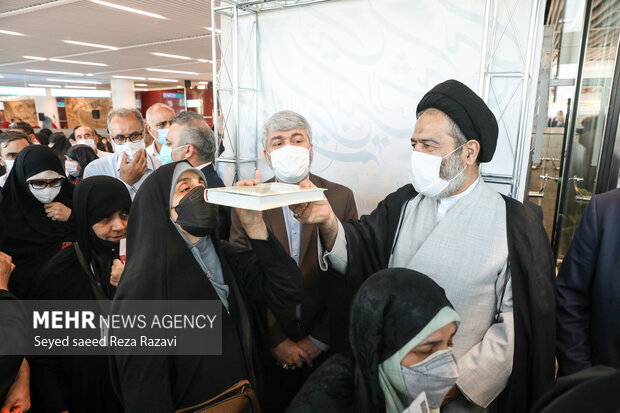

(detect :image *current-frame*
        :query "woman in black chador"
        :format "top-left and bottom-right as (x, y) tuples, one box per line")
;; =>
(28, 176), (131, 413)
(0, 145), (75, 299)
(288, 268), (461, 413)
(112, 161), (303, 412)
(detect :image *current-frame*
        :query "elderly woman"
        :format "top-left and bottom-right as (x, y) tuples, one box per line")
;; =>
(28, 176), (131, 413)
(113, 161), (303, 412)
(0, 145), (74, 298)
(287, 268), (460, 413)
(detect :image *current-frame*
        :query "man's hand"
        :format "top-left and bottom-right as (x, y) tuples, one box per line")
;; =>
(119, 150), (147, 186)
(2, 359), (31, 413)
(110, 259), (124, 287)
(233, 170), (268, 240)
(296, 336), (323, 367)
(290, 180), (339, 250)
(0, 252), (15, 291)
(272, 338), (311, 369)
(441, 385), (459, 406)
(44, 202), (72, 222)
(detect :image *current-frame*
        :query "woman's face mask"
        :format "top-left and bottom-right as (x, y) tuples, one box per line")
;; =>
(65, 159), (79, 177)
(173, 185), (219, 238)
(401, 348), (458, 409)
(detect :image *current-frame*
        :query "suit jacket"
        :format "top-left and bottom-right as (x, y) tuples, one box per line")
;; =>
(200, 163), (230, 241)
(230, 173), (358, 350)
(556, 188), (620, 375)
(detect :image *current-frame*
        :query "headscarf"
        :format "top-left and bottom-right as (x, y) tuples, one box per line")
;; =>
(416, 79), (498, 163)
(114, 160), (227, 302)
(350, 268), (459, 412)
(0, 145), (74, 254)
(169, 162), (230, 308)
(73, 176), (131, 298)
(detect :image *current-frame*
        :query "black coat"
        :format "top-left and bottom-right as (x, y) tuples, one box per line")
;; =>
(318, 184), (556, 412)
(556, 188), (620, 375)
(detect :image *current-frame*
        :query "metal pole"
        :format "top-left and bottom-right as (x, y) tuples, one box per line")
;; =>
(512, 0), (543, 198)
(233, 5), (240, 181)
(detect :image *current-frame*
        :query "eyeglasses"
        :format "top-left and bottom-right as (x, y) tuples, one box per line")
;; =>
(111, 130), (144, 145)
(28, 178), (64, 190)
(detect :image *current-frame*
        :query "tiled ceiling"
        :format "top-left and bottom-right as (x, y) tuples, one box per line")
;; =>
(0, 0), (217, 90)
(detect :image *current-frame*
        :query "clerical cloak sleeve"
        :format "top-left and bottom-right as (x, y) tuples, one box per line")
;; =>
(341, 185), (417, 291)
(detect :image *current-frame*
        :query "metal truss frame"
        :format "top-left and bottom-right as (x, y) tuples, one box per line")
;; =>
(211, 0), (330, 182)
(213, 0), (544, 194)
(478, 0), (544, 198)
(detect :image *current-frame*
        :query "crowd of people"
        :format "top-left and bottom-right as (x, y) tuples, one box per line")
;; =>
(0, 79), (619, 413)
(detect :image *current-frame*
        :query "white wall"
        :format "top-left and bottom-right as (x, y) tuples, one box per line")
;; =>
(230, 0), (541, 214)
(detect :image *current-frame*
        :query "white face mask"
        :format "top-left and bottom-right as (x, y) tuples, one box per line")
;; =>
(65, 159), (79, 177)
(29, 185), (62, 204)
(114, 139), (145, 161)
(408, 145), (465, 198)
(268, 145), (310, 183)
(401, 348), (459, 409)
(77, 138), (96, 150)
(3, 159), (14, 175)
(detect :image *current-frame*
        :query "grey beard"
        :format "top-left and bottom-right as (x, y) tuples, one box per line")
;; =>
(437, 150), (467, 198)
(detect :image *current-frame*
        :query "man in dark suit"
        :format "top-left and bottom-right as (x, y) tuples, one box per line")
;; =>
(166, 111), (229, 239)
(230, 110), (358, 412)
(556, 188), (620, 376)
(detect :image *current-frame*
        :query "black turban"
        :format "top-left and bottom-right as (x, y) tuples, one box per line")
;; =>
(416, 79), (499, 163)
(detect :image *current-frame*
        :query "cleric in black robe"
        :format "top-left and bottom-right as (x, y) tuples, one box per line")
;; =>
(28, 176), (131, 413)
(112, 161), (303, 412)
(0, 145), (75, 299)
(291, 79), (556, 412)
(288, 268), (460, 413)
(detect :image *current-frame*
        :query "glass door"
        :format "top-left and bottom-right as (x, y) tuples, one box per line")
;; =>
(527, 0), (620, 264)
(553, 0), (620, 260)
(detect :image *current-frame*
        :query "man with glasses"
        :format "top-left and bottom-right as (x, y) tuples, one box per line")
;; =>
(0, 131), (31, 188)
(84, 108), (160, 199)
(74, 125), (111, 157)
(145, 103), (176, 163)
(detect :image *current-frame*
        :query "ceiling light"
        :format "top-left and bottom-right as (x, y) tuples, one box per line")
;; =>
(112, 75), (146, 80)
(0, 29), (25, 36)
(135, 88), (148, 91)
(23, 56), (46, 61)
(197, 59), (211, 63)
(89, 0), (166, 19)
(64, 40), (118, 50)
(0, 75), (4, 78)
(52, 88), (111, 98)
(199, 81), (210, 84)
(48, 78), (101, 84)
(0, 86), (46, 96)
(65, 85), (97, 89)
(86, 74), (94, 76)
(49, 58), (107, 67)
(147, 68), (198, 75)
(205, 27), (221, 33)
(26, 69), (84, 76)
(147, 78), (179, 82)
(28, 84), (60, 88)
(152, 52), (192, 60)
(135, 83), (148, 86)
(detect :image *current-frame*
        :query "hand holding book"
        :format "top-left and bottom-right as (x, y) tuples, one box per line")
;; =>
(234, 170), (268, 240)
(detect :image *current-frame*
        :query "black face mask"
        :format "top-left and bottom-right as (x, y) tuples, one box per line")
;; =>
(174, 185), (219, 238)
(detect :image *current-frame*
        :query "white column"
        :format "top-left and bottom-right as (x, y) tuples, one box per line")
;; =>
(110, 79), (136, 108)
(33, 88), (59, 127)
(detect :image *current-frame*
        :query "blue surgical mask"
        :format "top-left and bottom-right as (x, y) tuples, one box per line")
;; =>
(156, 128), (168, 145)
(160, 144), (173, 165)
